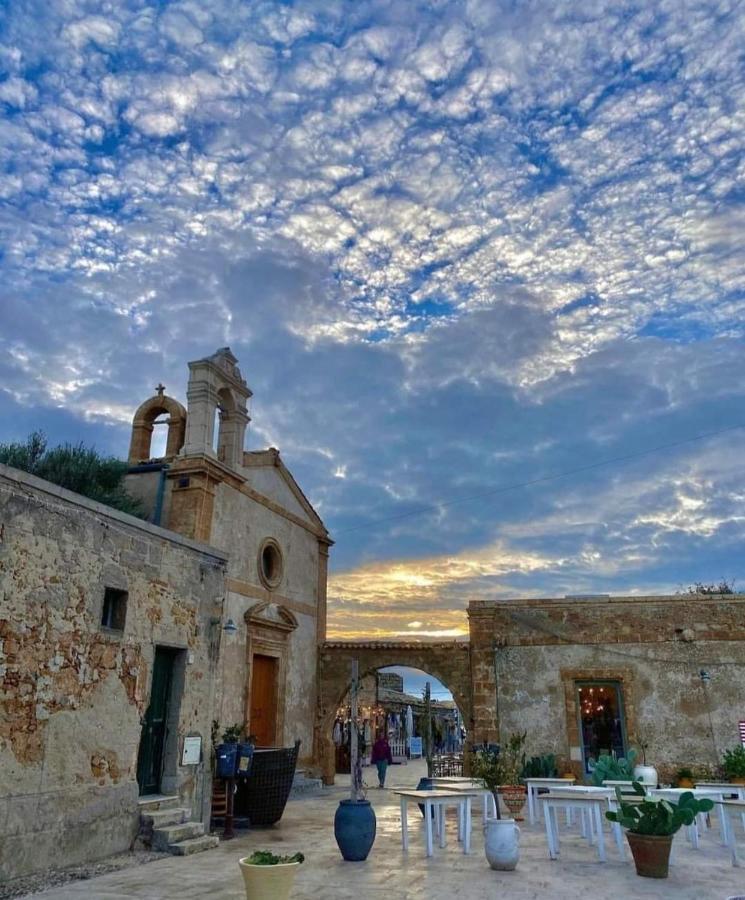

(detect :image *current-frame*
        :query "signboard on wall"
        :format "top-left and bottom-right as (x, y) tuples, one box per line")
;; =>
(181, 736), (202, 766)
(408, 737), (423, 758)
(739, 721), (745, 747)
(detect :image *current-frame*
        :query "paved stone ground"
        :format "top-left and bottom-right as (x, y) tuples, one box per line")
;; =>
(22, 761), (745, 899)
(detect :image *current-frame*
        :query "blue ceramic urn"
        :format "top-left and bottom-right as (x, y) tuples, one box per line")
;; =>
(334, 799), (376, 861)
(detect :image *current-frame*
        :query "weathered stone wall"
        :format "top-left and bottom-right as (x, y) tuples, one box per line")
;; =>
(469, 596), (745, 779)
(0, 464), (227, 881)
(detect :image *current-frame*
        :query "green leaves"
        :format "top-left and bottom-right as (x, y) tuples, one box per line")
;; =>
(246, 851), (304, 866)
(723, 745), (745, 778)
(590, 749), (638, 786)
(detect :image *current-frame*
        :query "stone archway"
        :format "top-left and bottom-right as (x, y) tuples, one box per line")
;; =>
(317, 641), (472, 784)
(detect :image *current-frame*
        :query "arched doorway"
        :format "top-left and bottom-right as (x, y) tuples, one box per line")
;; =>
(318, 642), (472, 784)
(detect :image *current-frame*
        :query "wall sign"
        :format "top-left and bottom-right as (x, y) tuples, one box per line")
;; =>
(739, 721), (745, 748)
(181, 735), (202, 766)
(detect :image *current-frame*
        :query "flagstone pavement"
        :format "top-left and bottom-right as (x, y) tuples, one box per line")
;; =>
(23, 760), (745, 900)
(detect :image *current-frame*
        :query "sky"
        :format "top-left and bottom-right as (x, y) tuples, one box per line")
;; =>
(1, 1), (744, 642)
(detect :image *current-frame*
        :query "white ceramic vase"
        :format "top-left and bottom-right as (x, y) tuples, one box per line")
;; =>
(484, 818), (520, 871)
(633, 764), (658, 789)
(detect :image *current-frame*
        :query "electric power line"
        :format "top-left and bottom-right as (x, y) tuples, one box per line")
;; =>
(334, 422), (745, 537)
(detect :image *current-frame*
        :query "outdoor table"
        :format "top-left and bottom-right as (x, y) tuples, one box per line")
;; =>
(539, 791), (621, 862)
(650, 788), (729, 848)
(433, 781), (497, 825)
(525, 777), (576, 825)
(696, 782), (745, 800)
(715, 799), (745, 866)
(602, 780), (643, 792)
(393, 789), (476, 858)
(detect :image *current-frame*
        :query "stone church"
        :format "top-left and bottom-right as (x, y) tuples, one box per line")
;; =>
(125, 347), (332, 765)
(0, 347), (330, 881)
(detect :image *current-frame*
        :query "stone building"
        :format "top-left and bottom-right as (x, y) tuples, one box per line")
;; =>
(469, 594), (745, 781)
(125, 348), (331, 766)
(0, 347), (330, 881)
(0, 463), (228, 880)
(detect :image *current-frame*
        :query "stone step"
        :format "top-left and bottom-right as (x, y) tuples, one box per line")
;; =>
(152, 821), (205, 851)
(168, 834), (220, 856)
(138, 794), (181, 813)
(140, 807), (191, 830)
(289, 773), (324, 799)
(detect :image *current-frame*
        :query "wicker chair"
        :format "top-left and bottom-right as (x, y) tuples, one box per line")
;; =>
(234, 740), (301, 826)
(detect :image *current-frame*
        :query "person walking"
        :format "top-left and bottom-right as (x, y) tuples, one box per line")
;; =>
(371, 733), (393, 788)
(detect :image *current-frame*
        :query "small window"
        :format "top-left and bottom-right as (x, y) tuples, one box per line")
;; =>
(102, 587), (128, 631)
(258, 539), (283, 589)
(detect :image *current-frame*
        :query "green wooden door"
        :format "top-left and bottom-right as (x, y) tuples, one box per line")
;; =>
(137, 648), (176, 795)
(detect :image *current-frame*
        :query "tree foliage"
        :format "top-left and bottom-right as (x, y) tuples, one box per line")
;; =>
(0, 431), (143, 517)
(687, 579), (736, 595)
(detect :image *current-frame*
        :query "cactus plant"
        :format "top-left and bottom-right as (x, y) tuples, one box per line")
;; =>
(521, 754), (558, 778)
(606, 781), (713, 835)
(590, 749), (637, 785)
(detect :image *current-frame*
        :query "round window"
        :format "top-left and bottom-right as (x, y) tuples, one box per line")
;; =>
(258, 539), (283, 589)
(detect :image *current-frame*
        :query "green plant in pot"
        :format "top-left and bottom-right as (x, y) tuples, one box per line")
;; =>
(722, 746), (745, 785)
(521, 753), (558, 779)
(675, 767), (695, 789)
(238, 850), (304, 900)
(606, 782), (713, 878)
(471, 745), (521, 871)
(498, 731), (527, 820)
(590, 748), (637, 786)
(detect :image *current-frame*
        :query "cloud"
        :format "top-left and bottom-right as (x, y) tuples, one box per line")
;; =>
(0, 0), (744, 637)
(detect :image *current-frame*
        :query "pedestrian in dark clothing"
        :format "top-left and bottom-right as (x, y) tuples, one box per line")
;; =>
(371, 734), (393, 787)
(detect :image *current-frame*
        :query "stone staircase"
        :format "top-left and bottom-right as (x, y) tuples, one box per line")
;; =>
(137, 795), (218, 856)
(289, 771), (324, 799)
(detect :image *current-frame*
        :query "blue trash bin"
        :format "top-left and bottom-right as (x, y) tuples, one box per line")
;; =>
(216, 743), (238, 778)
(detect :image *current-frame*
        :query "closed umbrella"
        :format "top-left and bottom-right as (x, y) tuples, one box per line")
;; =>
(405, 705), (414, 738)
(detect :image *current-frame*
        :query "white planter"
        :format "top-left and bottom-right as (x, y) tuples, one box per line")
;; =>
(633, 764), (658, 789)
(484, 818), (520, 871)
(239, 859), (301, 900)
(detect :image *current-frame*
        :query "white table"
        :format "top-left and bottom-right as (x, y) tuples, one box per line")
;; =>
(540, 791), (620, 862)
(525, 777), (576, 825)
(716, 799), (745, 866)
(433, 782), (497, 825)
(650, 788), (729, 848)
(393, 789), (476, 858)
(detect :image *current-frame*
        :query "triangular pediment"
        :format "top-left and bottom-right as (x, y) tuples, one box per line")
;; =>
(244, 601), (298, 633)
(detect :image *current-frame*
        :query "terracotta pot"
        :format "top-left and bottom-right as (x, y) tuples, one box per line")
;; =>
(626, 832), (673, 878)
(730, 777), (745, 786)
(561, 773), (575, 780)
(239, 859), (301, 900)
(499, 785), (526, 820)
(678, 777), (694, 789)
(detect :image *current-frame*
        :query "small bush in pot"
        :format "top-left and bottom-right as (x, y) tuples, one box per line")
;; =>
(238, 850), (304, 900)
(722, 746), (745, 784)
(606, 781), (713, 878)
(675, 767), (695, 789)
(521, 753), (558, 779)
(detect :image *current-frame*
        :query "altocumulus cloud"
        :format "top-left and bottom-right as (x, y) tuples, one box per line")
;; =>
(0, 0), (744, 638)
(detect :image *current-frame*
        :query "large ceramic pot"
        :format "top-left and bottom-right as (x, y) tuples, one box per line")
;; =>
(633, 765), (658, 790)
(626, 832), (673, 878)
(416, 776), (434, 817)
(334, 799), (376, 861)
(238, 858), (300, 900)
(499, 785), (526, 820)
(484, 818), (520, 871)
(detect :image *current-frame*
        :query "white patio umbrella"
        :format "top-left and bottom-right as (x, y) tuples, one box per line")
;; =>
(405, 705), (414, 738)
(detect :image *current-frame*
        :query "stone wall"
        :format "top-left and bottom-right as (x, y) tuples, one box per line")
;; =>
(0, 464), (227, 881)
(469, 595), (745, 779)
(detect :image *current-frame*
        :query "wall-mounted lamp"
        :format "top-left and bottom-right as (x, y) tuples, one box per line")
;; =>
(223, 618), (238, 635)
(700, 669), (711, 684)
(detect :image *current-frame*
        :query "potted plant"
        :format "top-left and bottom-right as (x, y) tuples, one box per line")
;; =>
(632, 731), (658, 789)
(521, 753), (558, 779)
(238, 850), (304, 900)
(471, 745), (520, 871)
(591, 749), (637, 785)
(723, 746), (745, 785)
(499, 731), (527, 819)
(606, 782), (713, 878)
(675, 767), (695, 789)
